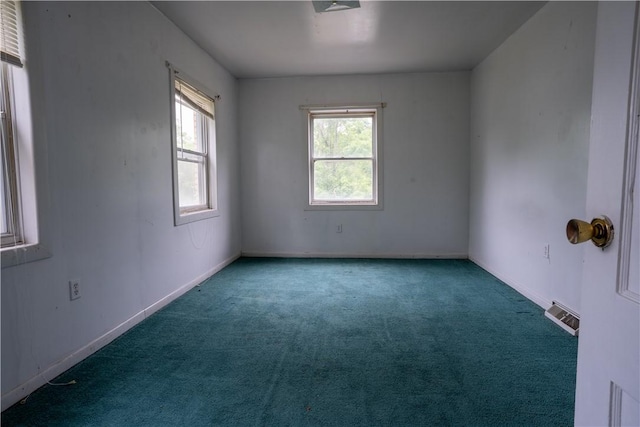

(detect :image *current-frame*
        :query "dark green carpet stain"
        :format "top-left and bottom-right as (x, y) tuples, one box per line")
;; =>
(2, 259), (577, 426)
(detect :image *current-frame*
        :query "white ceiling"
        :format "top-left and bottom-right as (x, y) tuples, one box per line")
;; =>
(152, 1), (545, 79)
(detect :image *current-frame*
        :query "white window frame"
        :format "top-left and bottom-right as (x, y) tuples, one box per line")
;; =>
(303, 104), (384, 210)
(167, 62), (218, 226)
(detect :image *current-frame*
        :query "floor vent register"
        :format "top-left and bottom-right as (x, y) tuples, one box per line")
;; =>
(545, 301), (580, 336)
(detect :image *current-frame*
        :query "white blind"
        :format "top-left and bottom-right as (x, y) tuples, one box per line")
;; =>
(0, 0), (22, 67)
(175, 78), (214, 120)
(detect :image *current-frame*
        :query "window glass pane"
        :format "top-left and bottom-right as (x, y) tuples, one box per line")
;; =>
(0, 175), (7, 234)
(313, 116), (373, 158)
(1, 61), (20, 243)
(175, 100), (204, 153)
(1, 63), (9, 234)
(1, 115), (8, 234)
(314, 159), (373, 201)
(177, 152), (207, 208)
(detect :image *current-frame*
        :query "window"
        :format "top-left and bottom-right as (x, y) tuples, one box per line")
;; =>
(1, 0), (23, 248)
(1, 0), (50, 267)
(306, 105), (383, 209)
(168, 64), (218, 225)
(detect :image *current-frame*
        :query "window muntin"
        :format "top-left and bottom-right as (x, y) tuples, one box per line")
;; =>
(309, 109), (378, 205)
(169, 65), (218, 225)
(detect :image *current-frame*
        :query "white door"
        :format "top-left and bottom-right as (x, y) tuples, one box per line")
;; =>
(574, 2), (640, 426)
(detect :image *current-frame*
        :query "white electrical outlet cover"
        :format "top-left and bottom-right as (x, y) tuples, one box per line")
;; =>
(69, 280), (81, 300)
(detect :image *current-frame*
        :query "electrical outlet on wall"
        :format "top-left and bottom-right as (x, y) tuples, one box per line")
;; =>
(543, 244), (550, 261)
(69, 280), (81, 301)
(336, 224), (343, 233)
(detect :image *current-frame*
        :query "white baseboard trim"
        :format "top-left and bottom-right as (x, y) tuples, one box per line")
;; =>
(469, 256), (551, 310)
(241, 251), (468, 259)
(1, 252), (240, 412)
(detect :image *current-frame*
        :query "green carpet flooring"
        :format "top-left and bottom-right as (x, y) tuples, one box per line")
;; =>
(2, 258), (577, 426)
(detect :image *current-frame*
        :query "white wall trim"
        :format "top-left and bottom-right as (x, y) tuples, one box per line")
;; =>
(469, 256), (551, 310)
(1, 252), (240, 411)
(241, 251), (468, 259)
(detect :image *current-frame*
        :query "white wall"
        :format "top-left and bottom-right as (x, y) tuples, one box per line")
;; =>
(1, 2), (241, 408)
(469, 2), (597, 311)
(239, 73), (470, 258)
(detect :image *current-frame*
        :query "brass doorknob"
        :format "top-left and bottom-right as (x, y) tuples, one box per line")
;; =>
(566, 216), (614, 248)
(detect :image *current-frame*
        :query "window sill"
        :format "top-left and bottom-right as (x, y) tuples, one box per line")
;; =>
(1, 242), (52, 268)
(175, 208), (219, 226)
(304, 203), (383, 211)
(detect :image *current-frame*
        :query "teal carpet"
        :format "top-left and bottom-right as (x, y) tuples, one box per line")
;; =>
(2, 258), (577, 426)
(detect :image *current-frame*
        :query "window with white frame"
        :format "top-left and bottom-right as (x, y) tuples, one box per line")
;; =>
(306, 105), (383, 208)
(168, 64), (218, 225)
(1, 0), (50, 267)
(1, 0), (24, 248)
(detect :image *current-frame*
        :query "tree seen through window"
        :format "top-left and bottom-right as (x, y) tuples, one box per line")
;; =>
(312, 115), (374, 201)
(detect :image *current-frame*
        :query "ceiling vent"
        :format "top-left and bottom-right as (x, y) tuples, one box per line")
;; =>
(312, 1), (361, 13)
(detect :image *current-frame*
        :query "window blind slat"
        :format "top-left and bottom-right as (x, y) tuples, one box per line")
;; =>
(0, 0), (22, 67)
(175, 79), (214, 120)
